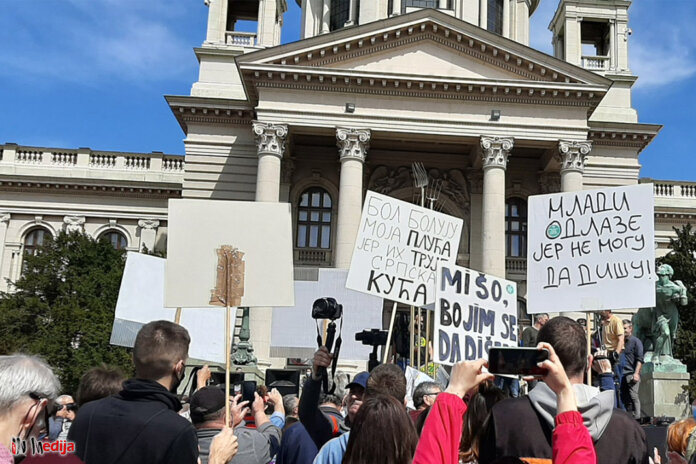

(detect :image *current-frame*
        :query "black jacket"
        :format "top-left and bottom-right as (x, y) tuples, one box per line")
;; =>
(478, 391), (648, 464)
(68, 378), (198, 464)
(297, 378), (349, 450)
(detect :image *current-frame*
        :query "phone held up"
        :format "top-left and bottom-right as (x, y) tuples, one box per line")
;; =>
(487, 347), (550, 377)
(233, 380), (257, 404)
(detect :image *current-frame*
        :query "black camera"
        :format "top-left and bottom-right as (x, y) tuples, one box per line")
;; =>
(591, 346), (619, 363)
(355, 329), (388, 346)
(312, 297), (343, 320)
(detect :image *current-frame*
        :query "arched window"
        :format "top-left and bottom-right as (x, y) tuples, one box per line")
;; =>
(296, 188), (332, 249)
(505, 198), (527, 257)
(23, 227), (49, 256)
(487, 0), (504, 35)
(330, 0), (351, 31)
(100, 230), (128, 250)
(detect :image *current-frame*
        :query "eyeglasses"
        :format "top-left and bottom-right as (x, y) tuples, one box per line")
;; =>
(58, 403), (78, 411)
(23, 393), (49, 438)
(423, 392), (441, 397)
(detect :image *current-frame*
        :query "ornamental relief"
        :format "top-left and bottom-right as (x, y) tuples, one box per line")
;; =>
(367, 165), (471, 216)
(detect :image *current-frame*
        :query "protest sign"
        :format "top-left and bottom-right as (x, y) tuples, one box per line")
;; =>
(527, 184), (655, 314)
(346, 191), (463, 307)
(434, 262), (518, 365)
(165, 199), (295, 308)
(110, 252), (234, 364)
(271, 269), (383, 360)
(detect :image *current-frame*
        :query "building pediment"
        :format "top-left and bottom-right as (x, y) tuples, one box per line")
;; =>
(238, 9), (611, 84)
(237, 9), (611, 109)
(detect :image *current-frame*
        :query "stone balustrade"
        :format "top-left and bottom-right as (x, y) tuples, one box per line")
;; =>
(582, 55), (609, 71)
(651, 180), (696, 199)
(0, 144), (184, 185)
(225, 31), (258, 48)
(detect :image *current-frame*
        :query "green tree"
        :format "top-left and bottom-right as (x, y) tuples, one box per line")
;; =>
(659, 223), (696, 400)
(0, 231), (133, 394)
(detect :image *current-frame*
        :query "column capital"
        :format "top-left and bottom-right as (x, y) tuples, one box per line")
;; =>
(557, 140), (592, 173)
(138, 219), (160, 230)
(253, 121), (288, 159)
(467, 169), (484, 194)
(63, 215), (86, 233)
(539, 172), (561, 194)
(480, 136), (514, 170)
(336, 128), (371, 162)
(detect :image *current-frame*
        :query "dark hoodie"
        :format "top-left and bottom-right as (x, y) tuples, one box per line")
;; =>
(68, 379), (198, 464)
(478, 382), (648, 464)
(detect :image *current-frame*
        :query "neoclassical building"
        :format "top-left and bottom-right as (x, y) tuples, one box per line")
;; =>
(2, 0), (696, 371)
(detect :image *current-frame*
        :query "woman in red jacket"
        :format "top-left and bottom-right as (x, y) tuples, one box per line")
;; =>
(412, 343), (596, 464)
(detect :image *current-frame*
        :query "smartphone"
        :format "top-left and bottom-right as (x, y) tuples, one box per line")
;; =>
(241, 380), (257, 404)
(488, 347), (549, 377)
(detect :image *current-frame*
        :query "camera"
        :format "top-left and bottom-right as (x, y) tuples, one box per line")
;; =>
(312, 297), (343, 320)
(355, 329), (388, 347)
(591, 346), (619, 363)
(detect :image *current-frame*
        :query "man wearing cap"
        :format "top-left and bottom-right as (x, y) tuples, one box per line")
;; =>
(298, 347), (367, 450)
(190, 386), (281, 464)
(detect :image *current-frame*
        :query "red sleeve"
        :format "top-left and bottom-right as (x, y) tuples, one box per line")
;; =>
(413, 392), (466, 464)
(552, 410), (596, 464)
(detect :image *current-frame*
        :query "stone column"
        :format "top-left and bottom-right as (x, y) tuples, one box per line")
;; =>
(467, 170), (484, 271)
(0, 214), (10, 286)
(334, 128), (371, 269)
(480, 136), (513, 279)
(321, 0), (331, 33)
(557, 140), (591, 192)
(252, 122), (289, 369)
(253, 122), (288, 202)
(479, 0), (487, 29)
(63, 216), (86, 234)
(138, 219), (160, 252)
(391, 0), (402, 16)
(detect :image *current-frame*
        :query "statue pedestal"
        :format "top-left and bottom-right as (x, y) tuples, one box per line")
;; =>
(639, 367), (690, 419)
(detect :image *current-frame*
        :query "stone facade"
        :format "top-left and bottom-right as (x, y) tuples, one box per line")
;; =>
(3, 0), (696, 373)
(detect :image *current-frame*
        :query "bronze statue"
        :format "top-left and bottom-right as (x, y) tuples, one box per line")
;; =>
(652, 264), (687, 362)
(634, 264), (688, 364)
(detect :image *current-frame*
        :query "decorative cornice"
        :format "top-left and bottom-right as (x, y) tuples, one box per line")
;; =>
(539, 172), (561, 194)
(63, 215), (86, 233)
(0, 181), (181, 199)
(336, 128), (371, 162)
(138, 219), (160, 230)
(253, 122), (288, 158)
(557, 140), (591, 174)
(243, 69), (605, 109)
(480, 136), (514, 170)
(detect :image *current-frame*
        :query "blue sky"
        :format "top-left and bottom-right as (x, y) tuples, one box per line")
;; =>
(1, 0), (694, 181)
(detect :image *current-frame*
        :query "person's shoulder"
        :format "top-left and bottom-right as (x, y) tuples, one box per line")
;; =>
(609, 408), (644, 431)
(491, 396), (533, 415)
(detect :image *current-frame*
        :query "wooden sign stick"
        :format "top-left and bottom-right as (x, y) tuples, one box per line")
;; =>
(384, 301), (398, 363)
(586, 312), (592, 386)
(210, 246), (245, 426)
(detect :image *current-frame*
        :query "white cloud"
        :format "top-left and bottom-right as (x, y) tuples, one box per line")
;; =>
(0, 1), (199, 86)
(630, 28), (696, 90)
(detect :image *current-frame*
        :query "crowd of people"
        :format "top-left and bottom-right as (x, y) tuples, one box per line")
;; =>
(0, 316), (694, 464)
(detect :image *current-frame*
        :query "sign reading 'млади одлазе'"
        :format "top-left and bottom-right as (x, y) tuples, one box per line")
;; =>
(346, 191), (463, 307)
(526, 184), (656, 314)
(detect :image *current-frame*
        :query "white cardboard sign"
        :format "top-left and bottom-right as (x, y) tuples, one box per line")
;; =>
(165, 199), (295, 308)
(110, 252), (234, 364)
(526, 184), (656, 314)
(346, 191), (463, 307)
(270, 269), (383, 360)
(435, 262), (518, 365)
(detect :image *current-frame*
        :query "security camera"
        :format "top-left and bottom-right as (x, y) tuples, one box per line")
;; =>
(627, 28), (633, 36)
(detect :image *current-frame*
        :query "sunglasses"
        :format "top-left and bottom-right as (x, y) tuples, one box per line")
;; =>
(58, 403), (78, 412)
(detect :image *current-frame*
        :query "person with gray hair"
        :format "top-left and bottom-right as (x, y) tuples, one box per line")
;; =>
(0, 354), (61, 460)
(522, 313), (549, 348)
(282, 394), (299, 430)
(410, 382), (441, 423)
